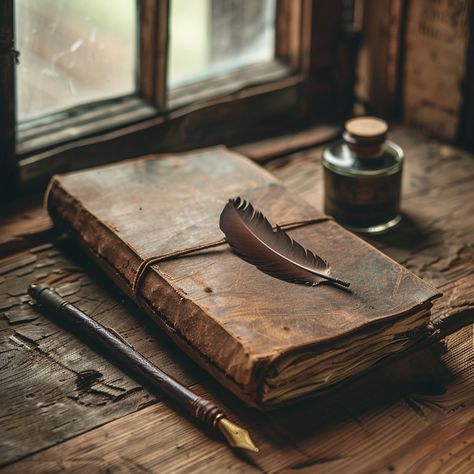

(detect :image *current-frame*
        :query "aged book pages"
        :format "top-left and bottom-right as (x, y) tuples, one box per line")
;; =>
(45, 147), (440, 407)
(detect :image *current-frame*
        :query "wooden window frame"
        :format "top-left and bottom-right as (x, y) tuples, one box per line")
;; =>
(1, 0), (347, 195)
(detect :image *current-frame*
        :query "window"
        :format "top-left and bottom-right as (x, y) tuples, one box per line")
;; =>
(14, 0), (153, 155)
(169, 0), (276, 87)
(15, 0), (137, 122)
(0, 0), (347, 191)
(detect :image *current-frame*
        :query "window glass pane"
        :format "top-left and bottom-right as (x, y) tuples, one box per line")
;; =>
(169, 0), (276, 88)
(15, 0), (136, 123)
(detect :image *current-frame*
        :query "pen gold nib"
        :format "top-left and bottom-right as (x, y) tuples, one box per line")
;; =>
(217, 418), (259, 453)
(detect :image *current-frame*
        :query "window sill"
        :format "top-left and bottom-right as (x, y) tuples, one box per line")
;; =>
(17, 96), (158, 155)
(17, 63), (303, 188)
(168, 59), (293, 110)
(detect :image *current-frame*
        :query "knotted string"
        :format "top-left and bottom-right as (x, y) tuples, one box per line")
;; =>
(131, 216), (332, 297)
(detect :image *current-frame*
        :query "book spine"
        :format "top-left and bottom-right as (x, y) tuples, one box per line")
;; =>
(45, 178), (262, 407)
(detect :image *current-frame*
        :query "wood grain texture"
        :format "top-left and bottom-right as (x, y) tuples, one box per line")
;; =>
(0, 126), (473, 472)
(0, 124), (338, 258)
(460, 2), (474, 149)
(0, 242), (205, 466)
(17, 97), (157, 155)
(305, 1), (345, 120)
(1, 317), (472, 473)
(266, 127), (474, 288)
(235, 124), (340, 162)
(403, 0), (471, 140)
(275, 0), (305, 70)
(168, 60), (292, 110)
(19, 76), (301, 186)
(7, 0), (356, 193)
(355, 0), (405, 118)
(0, 195), (53, 258)
(139, 0), (169, 110)
(44, 147), (439, 406)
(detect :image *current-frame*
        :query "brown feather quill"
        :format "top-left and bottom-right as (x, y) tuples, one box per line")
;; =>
(219, 197), (350, 287)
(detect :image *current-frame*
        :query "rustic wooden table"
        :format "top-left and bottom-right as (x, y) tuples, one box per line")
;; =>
(1, 127), (473, 473)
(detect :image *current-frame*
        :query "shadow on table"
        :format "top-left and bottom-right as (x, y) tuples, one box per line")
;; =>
(56, 235), (460, 467)
(208, 341), (455, 442)
(362, 212), (436, 251)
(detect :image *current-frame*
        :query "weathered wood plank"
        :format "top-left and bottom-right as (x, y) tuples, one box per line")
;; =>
(19, 75), (302, 187)
(403, 0), (471, 140)
(0, 241), (207, 466)
(1, 126), (473, 471)
(0, 123), (337, 259)
(270, 326), (474, 474)
(0, 224), (472, 471)
(355, 0), (405, 119)
(266, 127), (474, 211)
(235, 124), (340, 162)
(2, 125), (468, 259)
(2, 323), (472, 473)
(267, 127), (474, 287)
(139, 0), (169, 110)
(0, 196), (53, 259)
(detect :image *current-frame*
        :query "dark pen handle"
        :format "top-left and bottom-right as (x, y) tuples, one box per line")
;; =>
(28, 284), (224, 428)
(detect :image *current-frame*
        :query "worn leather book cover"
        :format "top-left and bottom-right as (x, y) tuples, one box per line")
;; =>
(45, 147), (440, 408)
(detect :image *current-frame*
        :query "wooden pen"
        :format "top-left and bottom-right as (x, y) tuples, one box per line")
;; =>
(27, 283), (258, 453)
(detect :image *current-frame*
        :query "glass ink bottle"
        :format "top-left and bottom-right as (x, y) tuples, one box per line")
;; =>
(322, 117), (404, 234)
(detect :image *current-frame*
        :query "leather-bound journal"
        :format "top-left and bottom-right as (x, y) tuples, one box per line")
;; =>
(45, 147), (440, 408)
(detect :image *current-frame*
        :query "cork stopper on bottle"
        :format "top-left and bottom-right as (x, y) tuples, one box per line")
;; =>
(343, 117), (388, 158)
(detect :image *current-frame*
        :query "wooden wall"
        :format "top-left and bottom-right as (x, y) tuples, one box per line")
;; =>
(403, 0), (471, 141)
(356, 0), (473, 145)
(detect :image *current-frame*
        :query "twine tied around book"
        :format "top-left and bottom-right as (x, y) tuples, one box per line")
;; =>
(131, 216), (332, 297)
